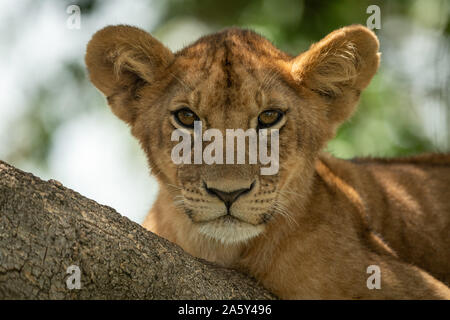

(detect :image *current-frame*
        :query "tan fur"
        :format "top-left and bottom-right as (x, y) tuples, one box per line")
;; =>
(86, 24), (450, 299)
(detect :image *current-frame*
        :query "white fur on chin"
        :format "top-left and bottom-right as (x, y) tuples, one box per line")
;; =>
(196, 217), (265, 245)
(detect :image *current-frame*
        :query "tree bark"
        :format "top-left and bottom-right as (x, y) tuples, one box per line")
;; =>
(0, 160), (275, 299)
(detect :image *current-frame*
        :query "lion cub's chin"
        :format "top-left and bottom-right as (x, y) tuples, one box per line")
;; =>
(195, 216), (265, 245)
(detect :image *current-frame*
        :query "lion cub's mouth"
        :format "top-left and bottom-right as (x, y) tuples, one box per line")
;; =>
(197, 213), (256, 225)
(194, 213), (265, 244)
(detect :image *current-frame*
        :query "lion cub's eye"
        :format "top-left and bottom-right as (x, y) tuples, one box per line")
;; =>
(257, 110), (283, 128)
(173, 107), (199, 128)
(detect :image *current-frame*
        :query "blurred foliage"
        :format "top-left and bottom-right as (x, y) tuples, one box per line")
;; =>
(5, 60), (102, 170)
(160, 0), (449, 51)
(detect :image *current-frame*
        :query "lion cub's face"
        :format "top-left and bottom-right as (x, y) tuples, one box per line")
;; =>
(158, 43), (298, 243)
(86, 25), (380, 244)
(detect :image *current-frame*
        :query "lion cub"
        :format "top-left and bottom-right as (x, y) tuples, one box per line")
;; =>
(86, 24), (450, 299)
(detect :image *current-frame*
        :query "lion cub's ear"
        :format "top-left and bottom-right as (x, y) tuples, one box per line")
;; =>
(85, 25), (174, 124)
(291, 25), (380, 125)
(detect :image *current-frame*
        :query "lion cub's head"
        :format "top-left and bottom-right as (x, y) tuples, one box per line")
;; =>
(86, 25), (379, 244)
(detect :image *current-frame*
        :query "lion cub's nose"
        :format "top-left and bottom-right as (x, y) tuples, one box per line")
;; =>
(204, 182), (255, 209)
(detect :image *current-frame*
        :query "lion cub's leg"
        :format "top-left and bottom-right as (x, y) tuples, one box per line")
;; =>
(251, 229), (450, 299)
(241, 177), (450, 300)
(357, 233), (450, 299)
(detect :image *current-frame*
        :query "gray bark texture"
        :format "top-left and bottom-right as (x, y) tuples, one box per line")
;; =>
(0, 160), (275, 299)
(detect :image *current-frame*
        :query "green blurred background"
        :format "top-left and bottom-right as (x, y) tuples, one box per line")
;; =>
(0, 0), (448, 222)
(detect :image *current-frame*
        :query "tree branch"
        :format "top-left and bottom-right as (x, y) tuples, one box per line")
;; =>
(0, 161), (275, 299)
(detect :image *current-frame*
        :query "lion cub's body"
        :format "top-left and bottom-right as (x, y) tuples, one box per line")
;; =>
(144, 153), (450, 299)
(86, 24), (450, 299)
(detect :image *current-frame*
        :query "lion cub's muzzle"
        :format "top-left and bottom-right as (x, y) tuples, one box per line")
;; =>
(180, 177), (269, 226)
(181, 178), (268, 243)
(204, 180), (255, 211)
